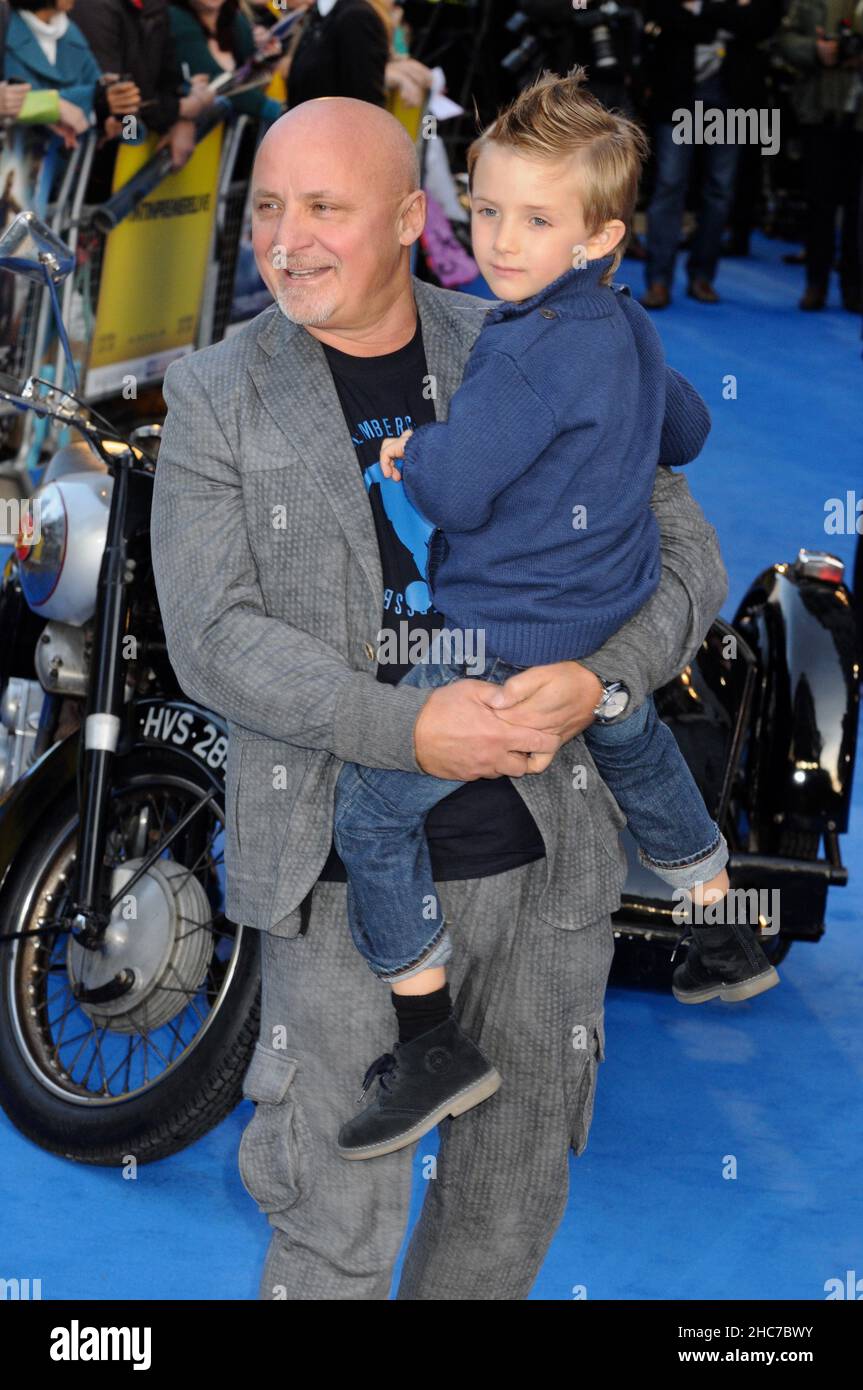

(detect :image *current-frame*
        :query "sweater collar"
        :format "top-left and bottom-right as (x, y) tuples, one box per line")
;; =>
(483, 251), (617, 323)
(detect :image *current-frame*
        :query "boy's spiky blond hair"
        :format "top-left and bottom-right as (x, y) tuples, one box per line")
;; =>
(466, 67), (650, 286)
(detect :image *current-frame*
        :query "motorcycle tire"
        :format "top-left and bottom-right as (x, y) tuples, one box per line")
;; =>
(0, 751), (262, 1166)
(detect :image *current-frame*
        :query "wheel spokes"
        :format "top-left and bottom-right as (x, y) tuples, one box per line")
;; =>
(14, 776), (240, 1103)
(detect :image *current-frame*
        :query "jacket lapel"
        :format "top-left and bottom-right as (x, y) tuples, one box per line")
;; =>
(249, 307), (383, 610)
(411, 274), (489, 426)
(248, 275), (490, 608)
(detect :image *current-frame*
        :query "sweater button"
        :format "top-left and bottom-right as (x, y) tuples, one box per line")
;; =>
(539, 308), (556, 319)
(363, 641), (376, 661)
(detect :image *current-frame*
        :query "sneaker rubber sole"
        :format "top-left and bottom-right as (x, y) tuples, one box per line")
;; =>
(337, 1067), (503, 1160)
(672, 964), (781, 1005)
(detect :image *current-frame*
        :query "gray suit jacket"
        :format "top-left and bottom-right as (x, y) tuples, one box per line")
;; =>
(150, 274), (729, 938)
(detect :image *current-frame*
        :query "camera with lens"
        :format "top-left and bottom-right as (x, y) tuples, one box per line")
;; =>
(502, 1), (639, 87)
(570, 1), (634, 80)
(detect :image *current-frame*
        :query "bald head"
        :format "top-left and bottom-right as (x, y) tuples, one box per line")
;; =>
(260, 97), (421, 202)
(250, 96), (426, 342)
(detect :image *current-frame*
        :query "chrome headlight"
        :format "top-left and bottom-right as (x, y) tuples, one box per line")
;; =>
(17, 472), (113, 626)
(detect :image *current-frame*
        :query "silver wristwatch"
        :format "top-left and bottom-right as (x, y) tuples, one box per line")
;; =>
(591, 678), (630, 723)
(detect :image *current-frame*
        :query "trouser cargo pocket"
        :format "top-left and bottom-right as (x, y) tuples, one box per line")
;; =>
(567, 1011), (606, 1158)
(238, 1042), (315, 1216)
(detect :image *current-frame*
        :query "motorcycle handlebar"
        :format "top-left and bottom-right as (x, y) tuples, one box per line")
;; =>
(0, 378), (141, 469)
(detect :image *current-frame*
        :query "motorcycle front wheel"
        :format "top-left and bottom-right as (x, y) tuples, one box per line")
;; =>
(0, 749), (261, 1165)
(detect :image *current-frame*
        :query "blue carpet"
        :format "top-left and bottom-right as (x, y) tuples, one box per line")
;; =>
(537, 233), (863, 1301)
(1, 234), (861, 1300)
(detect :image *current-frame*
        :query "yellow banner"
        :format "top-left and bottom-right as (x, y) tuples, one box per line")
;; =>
(86, 127), (223, 396)
(387, 90), (423, 141)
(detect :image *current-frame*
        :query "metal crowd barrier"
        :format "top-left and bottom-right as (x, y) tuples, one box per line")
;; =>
(1, 89), (432, 489)
(0, 112), (262, 484)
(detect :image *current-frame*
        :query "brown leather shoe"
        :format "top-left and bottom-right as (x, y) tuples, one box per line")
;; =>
(687, 277), (720, 303)
(799, 284), (827, 311)
(640, 282), (671, 309)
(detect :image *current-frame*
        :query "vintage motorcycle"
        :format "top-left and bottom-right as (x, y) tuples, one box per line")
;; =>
(0, 213), (260, 1165)
(609, 560), (859, 987)
(0, 212), (859, 1166)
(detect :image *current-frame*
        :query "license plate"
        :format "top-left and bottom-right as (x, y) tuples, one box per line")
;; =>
(134, 700), (228, 782)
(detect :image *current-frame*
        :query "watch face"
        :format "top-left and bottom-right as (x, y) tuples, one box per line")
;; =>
(602, 690), (629, 718)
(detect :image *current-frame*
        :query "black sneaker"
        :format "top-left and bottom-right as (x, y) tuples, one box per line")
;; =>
(672, 919), (780, 1004)
(337, 1015), (502, 1160)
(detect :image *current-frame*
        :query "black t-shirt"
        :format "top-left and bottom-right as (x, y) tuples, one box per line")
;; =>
(317, 313), (546, 882)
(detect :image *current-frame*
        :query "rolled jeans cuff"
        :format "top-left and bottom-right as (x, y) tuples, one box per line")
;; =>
(375, 924), (454, 984)
(638, 829), (730, 889)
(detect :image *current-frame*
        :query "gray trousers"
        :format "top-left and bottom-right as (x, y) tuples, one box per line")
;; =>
(238, 857), (615, 1300)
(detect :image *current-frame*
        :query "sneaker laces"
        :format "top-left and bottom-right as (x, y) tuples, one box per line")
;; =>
(357, 1050), (398, 1104)
(671, 929), (694, 965)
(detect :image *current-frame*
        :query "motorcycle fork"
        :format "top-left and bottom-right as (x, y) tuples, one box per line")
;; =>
(69, 452), (133, 954)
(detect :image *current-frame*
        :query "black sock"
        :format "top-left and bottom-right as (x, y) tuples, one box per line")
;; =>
(392, 983), (452, 1044)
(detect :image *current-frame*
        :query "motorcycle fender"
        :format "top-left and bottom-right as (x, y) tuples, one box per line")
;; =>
(0, 733), (78, 904)
(0, 698), (229, 905)
(735, 565), (861, 835)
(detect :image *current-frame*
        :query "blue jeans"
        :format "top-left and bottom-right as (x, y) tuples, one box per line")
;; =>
(333, 653), (729, 983)
(645, 74), (741, 288)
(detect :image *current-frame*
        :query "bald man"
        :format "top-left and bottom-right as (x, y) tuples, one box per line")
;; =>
(151, 98), (728, 1300)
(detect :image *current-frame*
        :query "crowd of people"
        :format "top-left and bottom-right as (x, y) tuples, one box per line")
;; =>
(0, 0), (862, 315)
(515, 0), (862, 314)
(0, 1), (434, 170)
(635, 0), (862, 313)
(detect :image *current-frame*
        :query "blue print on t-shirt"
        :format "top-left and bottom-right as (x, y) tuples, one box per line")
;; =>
(363, 460), (433, 614)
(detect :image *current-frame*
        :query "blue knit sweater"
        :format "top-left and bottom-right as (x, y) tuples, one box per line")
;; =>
(400, 251), (711, 667)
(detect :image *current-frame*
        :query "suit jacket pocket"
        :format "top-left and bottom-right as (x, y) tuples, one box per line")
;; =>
(225, 735), (246, 856)
(223, 735), (247, 883)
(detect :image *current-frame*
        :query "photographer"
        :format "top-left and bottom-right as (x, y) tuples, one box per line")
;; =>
(640, 0), (783, 307)
(778, 0), (863, 311)
(514, 0), (642, 115)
